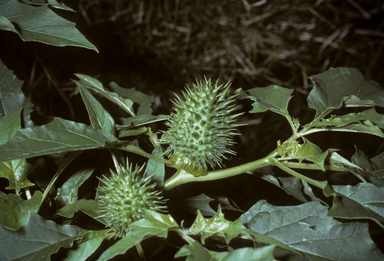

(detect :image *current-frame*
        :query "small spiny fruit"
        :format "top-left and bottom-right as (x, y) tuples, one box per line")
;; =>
(97, 160), (166, 238)
(164, 78), (243, 176)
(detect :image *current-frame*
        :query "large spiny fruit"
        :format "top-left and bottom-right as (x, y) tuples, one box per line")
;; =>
(164, 78), (243, 176)
(97, 161), (166, 238)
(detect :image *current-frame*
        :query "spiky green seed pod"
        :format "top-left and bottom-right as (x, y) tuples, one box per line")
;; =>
(164, 78), (243, 176)
(97, 161), (166, 238)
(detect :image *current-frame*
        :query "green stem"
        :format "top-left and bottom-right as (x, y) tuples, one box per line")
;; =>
(164, 152), (277, 191)
(279, 162), (348, 172)
(270, 158), (327, 189)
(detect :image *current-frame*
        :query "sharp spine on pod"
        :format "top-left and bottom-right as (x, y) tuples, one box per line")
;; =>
(163, 77), (244, 176)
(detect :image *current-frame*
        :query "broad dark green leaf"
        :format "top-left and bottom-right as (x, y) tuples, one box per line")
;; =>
(247, 85), (294, 114)
(0, 212), (88, 261)
(174, 241), (215, 261)
(66, 231), (105, 261)
(308, 67), (384, 120)
(0, 117), (118, 163)
(325, 183), (384, 228)
(144, 146), (165, 187)
(109, 82), (155, 116)
(0, 0), (98, 51)
(0, 108), (21, 146)
(0, 61), (33, 127)
(97, 210), (178, 261)
(0, 158), (36, 194)
(79, 86), (115, 135)
(55, 167), (96, 206)
(73, 74), (134, 117)
(240, 200), (384, 261)
(351, 149), (384, 187)
(180, 193), (216, 216)
(0, 191), (41, 230)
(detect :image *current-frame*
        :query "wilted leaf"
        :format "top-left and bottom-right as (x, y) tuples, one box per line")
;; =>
(307, 67), (384, 120)
(0, 62), (33, 127)
(0, 158), (36, 194)
(0, 191), (41, 230)
(325, 183), (384, 228)
(0, 212), (88, 261)
(79, 86), (115, 135)
(0, 0), (98, 51)
(240, 200), (384, 261)
(56, 167), (96, 206)
(0, 118), (118, 163)
(97, 210), (178, 261)
(144, 146), (165, 187)
(247, 85), (294, 114)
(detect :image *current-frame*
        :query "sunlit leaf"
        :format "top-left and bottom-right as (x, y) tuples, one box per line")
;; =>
(0, 191), (41, 230)
(0, 212), (88, 261)
(240, 200), (384, 261)
(55, 167), (96, 206)
(308, 67), (384, 120)
(97, 210), (178, 261)
(0, 118), (118, 163)
(79, 86), (115, 135)
(0, 0), (98, 51)
(0, 62), (33, 127)
(325, 183), (384, 228)
(247, 85), (293, 114)
(0, 158), (36, 194)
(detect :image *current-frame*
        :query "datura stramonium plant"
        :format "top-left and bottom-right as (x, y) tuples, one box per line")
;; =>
(97, 161), (167, 238)
(164, 78), (243, 176)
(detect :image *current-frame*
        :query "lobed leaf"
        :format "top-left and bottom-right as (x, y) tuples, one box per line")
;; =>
(240, 200), (384, 261)
(0, 117), (118, 163)
(0, 158), (36, 194)
(0, 108), (22, 146)
(307, 67), (384, 120)
(180, 193), (216, 216)
(247, 85), (294, 114)
(56, 199), (108, 225)
(0, 191), (41, 230)
(65, 231), (105, 261)
(0, 212), (88, 261)
(0, 0), (98, 51)
(351, 149), (384, 187)
(325, 183), (384, 228)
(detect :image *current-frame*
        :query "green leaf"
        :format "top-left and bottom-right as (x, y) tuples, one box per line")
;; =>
(0, 158), (36, 194)
(65, 231), (105, 261)
(0, 191), (41, 230)
(56, 199), (108, 225)
(144, 146), (165, 187)
(0, 117), (118, 163)
(55, 167), (96, 206)
(308, 67), (384, 120)
(109, 82), (155, 115)
(0, 0), (98, 52)
(174, 241), (215, 261)
(116, 114), (168, 129)
(247, 85), (294, 114)
(325, 183), (384, 228)
(97, 210), (178, 261)
(79, 86), (115, 135)
(0, 62), (33, 127)
(280, 138), (335, 171)
(211, 245), (276, 261)
(351, 149), (384, 187)
(240, 200), (384, 261)
(0, 108), (22, 146)
(181, 194), (216, 216)
(73, 74), (134, 117)
(0, 212), (88, 261)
